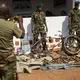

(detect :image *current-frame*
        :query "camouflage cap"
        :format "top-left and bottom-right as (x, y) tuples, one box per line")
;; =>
(36, 2), (43, 8)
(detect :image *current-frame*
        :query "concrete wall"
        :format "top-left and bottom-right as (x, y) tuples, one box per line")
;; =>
(0, 0), (75, 17)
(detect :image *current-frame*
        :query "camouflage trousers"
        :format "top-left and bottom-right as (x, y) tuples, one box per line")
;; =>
(0, 61), (16, 80)
(33, 27), (47, 50)
(69, 24), (80, 37)
(0, 53), (17, 80)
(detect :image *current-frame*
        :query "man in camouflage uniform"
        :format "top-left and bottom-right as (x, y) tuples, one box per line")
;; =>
(31, 3), (48, 51)
(69, 1), (80, 36)
(0, 3), (25, 80)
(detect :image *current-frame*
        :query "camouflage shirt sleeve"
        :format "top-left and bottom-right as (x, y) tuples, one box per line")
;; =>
(13, 24), (22, 38)
(31, 12), (35, 24)
(69, 10), (72, 26)
(43, 12), (47, 27)
(31, 12), (36, 32)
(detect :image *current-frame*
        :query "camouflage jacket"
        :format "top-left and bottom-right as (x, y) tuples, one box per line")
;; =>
(69, 8), (80, 28)
(31, 11), (47, 28)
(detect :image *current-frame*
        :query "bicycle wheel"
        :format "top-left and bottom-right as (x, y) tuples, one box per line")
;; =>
(63, 35), (80, 55)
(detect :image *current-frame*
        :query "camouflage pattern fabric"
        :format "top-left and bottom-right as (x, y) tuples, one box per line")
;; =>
(69, 8), (80, 35)
(32, 11), (47, 50)
(0, 53), (16, 80)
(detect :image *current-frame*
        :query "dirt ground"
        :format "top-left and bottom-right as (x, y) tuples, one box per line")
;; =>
(18, 68), (80, 80)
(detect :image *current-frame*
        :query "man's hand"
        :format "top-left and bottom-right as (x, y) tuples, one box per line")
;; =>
(46, 27), (48, 32)
(17, 16), (25, 38)
(17, 16), (23, 23)
(68, 24), (72, 30)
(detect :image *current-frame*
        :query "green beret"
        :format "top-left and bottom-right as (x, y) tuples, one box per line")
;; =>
(36, 2), (43, 8)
